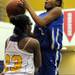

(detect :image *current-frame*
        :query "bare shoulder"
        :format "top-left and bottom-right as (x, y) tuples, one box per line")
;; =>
(25, 37), (40, 49)
(54, 7), (62, 10)
(48, 7), (62, 15)
(20, 37), (39, 45)
(28, 37), (40, 45)
(50, 7), (62, 12)
(18, 37), (40, 52)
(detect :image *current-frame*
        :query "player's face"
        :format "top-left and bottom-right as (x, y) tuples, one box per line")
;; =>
(44, 0), (57, 10)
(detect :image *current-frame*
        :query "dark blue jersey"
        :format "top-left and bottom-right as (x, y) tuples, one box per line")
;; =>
(34, 12), (63, 51)
(34, 12), (63, 75)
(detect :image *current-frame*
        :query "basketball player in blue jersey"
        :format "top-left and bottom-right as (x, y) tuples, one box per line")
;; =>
(3, 14), (41, 75)
(18, 0), (63, 75)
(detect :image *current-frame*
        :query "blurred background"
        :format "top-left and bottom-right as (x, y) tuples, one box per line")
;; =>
(0, 0), (75, 75)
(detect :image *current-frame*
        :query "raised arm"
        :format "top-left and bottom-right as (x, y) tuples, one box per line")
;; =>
(20, 0), (62, 26)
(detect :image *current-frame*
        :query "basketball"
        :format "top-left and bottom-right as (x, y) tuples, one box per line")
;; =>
(6, 0), (26, 17)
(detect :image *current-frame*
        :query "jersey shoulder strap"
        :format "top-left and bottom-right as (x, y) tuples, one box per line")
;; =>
(22, 38), (32, 50)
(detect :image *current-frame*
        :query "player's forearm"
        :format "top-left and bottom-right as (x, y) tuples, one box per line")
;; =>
(23, 0), (46, 26)
(27, 6), (46, 26)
